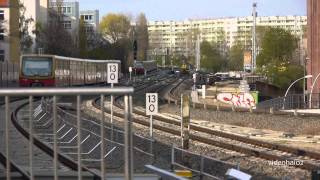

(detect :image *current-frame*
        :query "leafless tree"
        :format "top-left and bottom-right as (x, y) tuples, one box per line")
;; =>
(135, 13), (149, 61)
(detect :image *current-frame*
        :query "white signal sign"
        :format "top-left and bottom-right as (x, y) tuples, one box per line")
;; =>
(129, 67), (132, 72)
(107, 63), (118, 84)
(146, 93), (158, 115)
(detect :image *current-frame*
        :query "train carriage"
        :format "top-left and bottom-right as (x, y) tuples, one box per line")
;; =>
(19, 54), (121, 87)
(133, 60), (157, 74)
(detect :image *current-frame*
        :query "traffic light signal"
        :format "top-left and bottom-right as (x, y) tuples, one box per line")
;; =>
(133, 40), (138, 60)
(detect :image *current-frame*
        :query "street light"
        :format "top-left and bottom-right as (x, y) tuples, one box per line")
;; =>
(309, 72), (320, 108)
(283, 75), (313, 109)
(303, 57), (310, 104)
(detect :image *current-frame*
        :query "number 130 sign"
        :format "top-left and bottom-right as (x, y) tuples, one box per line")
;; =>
(107, 63), (118, 84)
(146, 93), (158, 115)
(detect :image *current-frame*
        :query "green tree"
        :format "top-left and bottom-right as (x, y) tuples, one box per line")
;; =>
(99, 13), (132, 72)
(257, 27), (297, 67)
(227, 43), (244, 71)
(19, 0), (34, 53)
(100, 13), (131, 43)
(200, 40), (224, 72)
(78, 18), (88, 58)
(257, 27), (303, 89)
(135, 13), (149, 61)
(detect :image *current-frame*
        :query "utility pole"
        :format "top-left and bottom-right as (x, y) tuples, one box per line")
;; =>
(195, 35), (201, 71)
(252, 3), (257, 73)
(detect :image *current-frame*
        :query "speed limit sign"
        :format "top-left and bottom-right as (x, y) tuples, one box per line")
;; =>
(107, 63), (118, 84)
(146, 93), (158, 115)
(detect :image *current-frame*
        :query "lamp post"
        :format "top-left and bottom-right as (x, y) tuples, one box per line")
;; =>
(252, 3), (257, 73)
(309, 73), (320, 108)
(283, 75), (313, 109)
(303, 57), (309, 105)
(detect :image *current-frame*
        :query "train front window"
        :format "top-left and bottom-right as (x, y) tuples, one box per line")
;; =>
(22, 57), (53, 77)
(134, 62), (143, 68)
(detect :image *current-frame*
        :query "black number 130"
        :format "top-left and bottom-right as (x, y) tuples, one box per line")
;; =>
(148, 95), (156, 103)
(109, 65), (117, 72)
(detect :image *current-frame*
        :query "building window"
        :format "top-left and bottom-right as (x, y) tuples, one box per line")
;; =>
(62, 21), (71, 29)
(85, 26), (94, 33)
(0, 10), (4, 20)
(0, 50), (4, 62)
(61, 6), (71, 14)
(83, 15), (93, 21)
(0, 29), (4, 40)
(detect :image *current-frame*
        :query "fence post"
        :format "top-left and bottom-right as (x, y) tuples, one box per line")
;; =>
(29, 96), (34, 179)
(76, 95), (82, 180)
(269, 107), (274, 114)
(0, 62), (2, 87)
(294, 109), (298, 116)
(170, 145), (175, 171)
(100, 95), (106, 180)
(318, 94), (320, 109)
(200, 155), (204, 180)
(6, 61), (8, 87)
(124, 95), (133, 180)
(5, 96), (10, 179)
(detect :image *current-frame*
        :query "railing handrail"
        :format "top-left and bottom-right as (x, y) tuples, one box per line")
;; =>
(0, 87), (134, 96)
(257, 93), (320, 110)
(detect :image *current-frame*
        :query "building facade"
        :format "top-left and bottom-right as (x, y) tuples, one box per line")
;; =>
(80, 10), (99, 33)
(307, 0), (320, 100)
(0, 0), (20, 63)
(21, 0), (49, 53)
(49, 1), (79, 33)
(148, 16), (307, 57)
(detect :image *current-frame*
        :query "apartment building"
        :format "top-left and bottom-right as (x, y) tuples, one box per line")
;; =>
(80, 10), (99, 33)
(21, 0), (49, 53)
(49, 1), (79, 33)
(0, 0), (20, 63)
(148, 16), (307, 56)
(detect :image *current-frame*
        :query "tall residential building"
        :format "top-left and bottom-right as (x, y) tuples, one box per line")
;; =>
(148, 16), (307, 56)
(0, 0), (20, 63)
(80, 10), (99, 33)
(21, 0), (49, 53)
(49, 1), (79, 33)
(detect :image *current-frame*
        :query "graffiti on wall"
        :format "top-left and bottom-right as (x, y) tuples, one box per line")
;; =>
(217, 92), (257, 109)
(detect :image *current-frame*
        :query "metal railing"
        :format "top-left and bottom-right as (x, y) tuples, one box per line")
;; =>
(171, 146), (237, 180)
(0, 87), (134, 180)
(0, 62), (19, 87)
(257, 93), (320, 111)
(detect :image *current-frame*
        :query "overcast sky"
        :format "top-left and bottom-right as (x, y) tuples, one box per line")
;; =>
(78, 0), (306, 21)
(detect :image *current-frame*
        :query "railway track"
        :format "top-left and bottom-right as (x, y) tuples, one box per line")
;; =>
(92, 78), (320, 172)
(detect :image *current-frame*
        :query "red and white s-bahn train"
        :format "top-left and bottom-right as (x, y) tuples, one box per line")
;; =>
(19, 54), (121, 87)
(133, 60), (157, 74)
